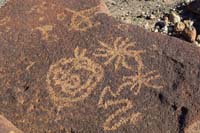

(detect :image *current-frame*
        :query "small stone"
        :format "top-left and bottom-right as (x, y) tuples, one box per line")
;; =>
(183, 26), (197, 42)
(160, 25), (168, 34)
(155, 21), (165, 29)
(109, 0), (116, 5)
(168, 26), (174, 33)
(144, 23), (150, 29)
(124, 18), (132, 24)
(141, 11), (146, 16)
(196, 35), (200, 43)
(163, 16), (169, 23)
(149, 14), (156, 20)
(169, 11), (181, 24)
(174, 22), (186, 32)
(154, 29), (159, 32)
(0, 0), (7, 8)
(184, 20), (194, 28)
(184, 0), (191, 4)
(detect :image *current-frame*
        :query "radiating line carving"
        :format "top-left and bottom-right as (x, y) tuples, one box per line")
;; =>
(94, 37), (145, 71)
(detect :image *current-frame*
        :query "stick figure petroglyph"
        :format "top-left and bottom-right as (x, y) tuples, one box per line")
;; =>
(120, 70), (163, 95)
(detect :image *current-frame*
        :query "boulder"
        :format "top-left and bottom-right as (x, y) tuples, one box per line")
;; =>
(0, 0), (200, 132)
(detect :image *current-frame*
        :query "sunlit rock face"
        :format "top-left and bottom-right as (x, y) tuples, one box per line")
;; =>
(0, 0), (200, 132)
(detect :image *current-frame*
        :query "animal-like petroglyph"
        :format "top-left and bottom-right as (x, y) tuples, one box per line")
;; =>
(94, 37), (145, 71)
(98, 86), (142, 131)
(65, 5), (100, 31)
(120, 70), (163, 95)
(33, 24), (59, 42)
(47, 47), (104, 107)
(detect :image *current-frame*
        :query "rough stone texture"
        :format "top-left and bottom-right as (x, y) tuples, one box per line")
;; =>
(0, 115), (22, 133)
(188, 0), (200, 15)
(0, 0), (200, 133)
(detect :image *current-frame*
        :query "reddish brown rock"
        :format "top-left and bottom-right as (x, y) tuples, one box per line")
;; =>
(183, 26), (197, 42)
(0, 0), (200, 133)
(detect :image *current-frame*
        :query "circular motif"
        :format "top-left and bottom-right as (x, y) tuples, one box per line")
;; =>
(46, 47), (104, 107)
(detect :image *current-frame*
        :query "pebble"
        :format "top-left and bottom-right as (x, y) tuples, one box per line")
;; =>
(149, 14), (156, 20)
(196, 35), (200, 43)
(144, 22), (150, 29)
(174, 22), (185, 32)
(193, 41), (200, 47)
(161, 25), (168, 34)
(124, 18), (132, 24)
(183, 20), (194, 28)
(169, 11), (181, 24)
(184, 0), (192, 4)
(163, 16), (169, 23)
(183, 26), (197, 42)
(0, 0), (7, 8)
(168, 26), (174, 33)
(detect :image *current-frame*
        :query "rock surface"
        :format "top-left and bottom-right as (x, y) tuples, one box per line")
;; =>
(188, 0), (200, 15)
(0, 115), (22, 133)
(0, 0), (200, 133)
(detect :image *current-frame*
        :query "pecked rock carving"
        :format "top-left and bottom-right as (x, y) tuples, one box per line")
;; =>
(98, 86), (142, 131)
(65, 5), (101, 31)
(1, 0), (200, 132)
(94, 37), (144, 71)
(46, 47), (104, 107)
(121, 70), (163, 95)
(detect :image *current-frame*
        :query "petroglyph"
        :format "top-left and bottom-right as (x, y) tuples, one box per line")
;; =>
(28, 2), (48, 14)
(57, 12), (67, 21)
(47, 47), (104, 107)
(94, 37), (145, 71)
(120, 70), (163, 95)
(98, 86), (142, 131)
(65, 5), (100, 31)
(0, 16), (10, 26)
(34, 25), (55, 41)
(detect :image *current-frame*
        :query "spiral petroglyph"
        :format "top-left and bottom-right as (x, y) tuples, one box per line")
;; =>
(46, 47), (104, 107)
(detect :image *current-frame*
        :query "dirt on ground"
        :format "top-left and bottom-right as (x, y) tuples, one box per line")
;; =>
(104, 0), (183, 29)
(104, 0), (200, 46)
